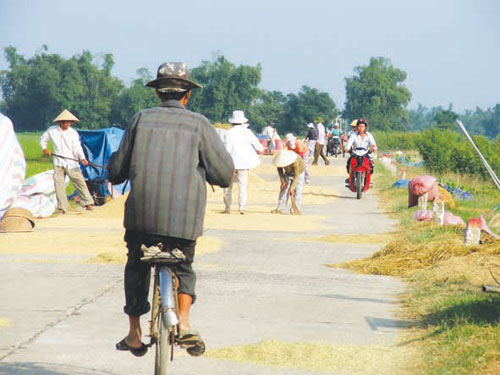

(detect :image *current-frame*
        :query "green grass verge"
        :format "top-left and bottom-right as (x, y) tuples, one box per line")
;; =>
(336, 159), (500, 374)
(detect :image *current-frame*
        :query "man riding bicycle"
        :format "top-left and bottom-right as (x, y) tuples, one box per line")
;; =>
(108, 62), (234, 357)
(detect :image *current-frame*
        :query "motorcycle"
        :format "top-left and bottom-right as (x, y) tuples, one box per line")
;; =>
(347, 148), (372, 199)
(327, 137), (341, 157)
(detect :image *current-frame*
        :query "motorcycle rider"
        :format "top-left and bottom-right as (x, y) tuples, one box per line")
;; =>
(345, 118), (377, 183)
(329, 122), (343, 155)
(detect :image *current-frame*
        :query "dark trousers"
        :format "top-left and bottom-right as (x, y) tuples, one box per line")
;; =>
(313, 143), (329, 165)
(123, 230), (197, 317)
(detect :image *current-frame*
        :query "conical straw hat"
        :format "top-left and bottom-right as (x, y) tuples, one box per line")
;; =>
(53, 109), (79, 123)
(272, 150), (297, 168)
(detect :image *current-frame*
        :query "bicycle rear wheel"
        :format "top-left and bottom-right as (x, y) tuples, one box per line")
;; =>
(155, 313), (172, 375)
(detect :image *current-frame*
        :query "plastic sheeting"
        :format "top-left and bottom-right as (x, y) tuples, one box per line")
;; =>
(78, 127), (130, 198)
(0, 113), (26, 219)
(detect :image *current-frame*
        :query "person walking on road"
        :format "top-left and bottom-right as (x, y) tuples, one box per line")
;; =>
(262, 121), (280, 154)
(108, 61), (234, 357)
(40, 109), (94, 214)
(223, 110), (264, 214)
(271, 149), (305, 215)
(303, 122), (317, 183)
(312, 117), (330, 165)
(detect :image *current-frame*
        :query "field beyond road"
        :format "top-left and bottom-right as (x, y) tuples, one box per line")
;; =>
(0, 155), (412, 375)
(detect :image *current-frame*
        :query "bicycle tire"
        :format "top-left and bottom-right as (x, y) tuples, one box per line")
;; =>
(155, 312), (170, 375)
(356, 171), (363, 199)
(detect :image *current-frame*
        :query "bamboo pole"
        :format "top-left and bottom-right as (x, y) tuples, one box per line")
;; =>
(455, 120), (500, 191)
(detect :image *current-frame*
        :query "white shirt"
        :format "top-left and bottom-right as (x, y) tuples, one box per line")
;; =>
(225, 125), (264, 170)
(345, 131), (377, 152)
(262, 126), (279, 140)
(316, 123), (326, 145)
(40, 125), (86, 168)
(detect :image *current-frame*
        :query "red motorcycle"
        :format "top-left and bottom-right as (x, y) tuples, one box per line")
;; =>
(347, 148), (372, 199)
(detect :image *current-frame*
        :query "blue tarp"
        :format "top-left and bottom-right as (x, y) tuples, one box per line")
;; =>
(78, 127), (129, 200)
(392, 179), (409, 188)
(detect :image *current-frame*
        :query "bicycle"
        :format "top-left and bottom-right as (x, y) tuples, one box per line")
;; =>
(140, 244), (204, 375)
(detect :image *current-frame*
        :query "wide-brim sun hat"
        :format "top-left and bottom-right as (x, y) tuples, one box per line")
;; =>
(228, 110), (249, 124)
(351, 119), (358, 127)
(272, 150), (298, 168)
(146, 62), (202, 91)
(54, 109), (79, 123)
(315, 116), (323, 123)
(285, 133), (295, 142)
(307, 123), (314, 128)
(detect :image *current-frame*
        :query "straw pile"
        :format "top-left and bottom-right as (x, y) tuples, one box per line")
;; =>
(333, 232), (500, 277)
(205, 340), (414, 374)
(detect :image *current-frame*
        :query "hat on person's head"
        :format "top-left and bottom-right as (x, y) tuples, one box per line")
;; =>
(351, 119), (358, 127)
(307, 123), (314, 128)
(228, 110), (249, 124)
(334, 122), (340, 127)
(53, 109), (79, 123)
(272, 150), (298, 168)
(285, 133), (296, 142)
(146, 62), (202, 92)
(356, 117), (368, 127)
(315, 116), (323, 123)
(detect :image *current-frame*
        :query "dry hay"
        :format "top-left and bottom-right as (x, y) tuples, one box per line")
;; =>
(205, 340), (413, 374)
(204, 205), (326, 232)
(0, 318), (10, 327)
(418, 252), (500, 287)
(304, 233), (395, 244)
(254, 156), (346, 178)
(331, 232), (500, 277)
(208, 172), (340, 206)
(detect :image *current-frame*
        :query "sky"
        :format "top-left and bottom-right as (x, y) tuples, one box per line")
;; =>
(0, 0), (499, 113)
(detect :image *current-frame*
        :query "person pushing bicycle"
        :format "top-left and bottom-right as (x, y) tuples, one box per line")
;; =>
(108, 61), (234, 357)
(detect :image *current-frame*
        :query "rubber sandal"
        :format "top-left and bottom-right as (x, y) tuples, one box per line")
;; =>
(116, 338), (148, 357)
(186, 340), (206, 357)
(177, 330), (201, 347)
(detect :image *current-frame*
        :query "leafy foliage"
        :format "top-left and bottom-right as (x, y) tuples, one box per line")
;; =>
(0, 46), (123, 130)
(344, 57), (411, 131)
(280, 86), (338, 135)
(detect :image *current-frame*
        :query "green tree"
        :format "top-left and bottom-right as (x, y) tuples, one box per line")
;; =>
(110, 68), (160, 126)
(281, 85), (338, 135)
(246, 90), (286, 132)
(0, 46), (123, 130)
(188, 55), (262, 123)
(434, 107), (459, 130)
(344, 57), (411, 131)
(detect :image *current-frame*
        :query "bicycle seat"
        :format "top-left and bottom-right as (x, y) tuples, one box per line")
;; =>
(140, 244), (186, 265)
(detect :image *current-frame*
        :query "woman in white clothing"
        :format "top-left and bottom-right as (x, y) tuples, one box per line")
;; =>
(223, 110), (264, 214)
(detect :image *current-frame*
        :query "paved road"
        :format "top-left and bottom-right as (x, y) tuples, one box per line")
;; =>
(0, 156), (406, 375)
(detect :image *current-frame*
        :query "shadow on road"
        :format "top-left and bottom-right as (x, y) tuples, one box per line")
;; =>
(0, 362), (120, 375)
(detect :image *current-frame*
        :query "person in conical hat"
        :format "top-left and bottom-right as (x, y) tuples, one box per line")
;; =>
(108, 61), (234, 357)
(40, 109), (94, 214)
(271, 150), (305, 215)
(222, 110), (264, 214)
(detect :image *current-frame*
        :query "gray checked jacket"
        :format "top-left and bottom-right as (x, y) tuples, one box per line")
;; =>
(108, 100), (235, 240)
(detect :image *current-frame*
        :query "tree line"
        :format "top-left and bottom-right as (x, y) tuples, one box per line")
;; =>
(2, 46), (497, 138)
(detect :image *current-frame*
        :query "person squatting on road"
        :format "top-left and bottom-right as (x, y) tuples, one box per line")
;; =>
(223, 110), (264, 214)
(284, 133), (308, 180)
(271, 149), (305, 215)
(108, 62), (234, 357)
(312, 117), (330, 165)
(345, 118), (377, 179)
(40, 109), (94, 214)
